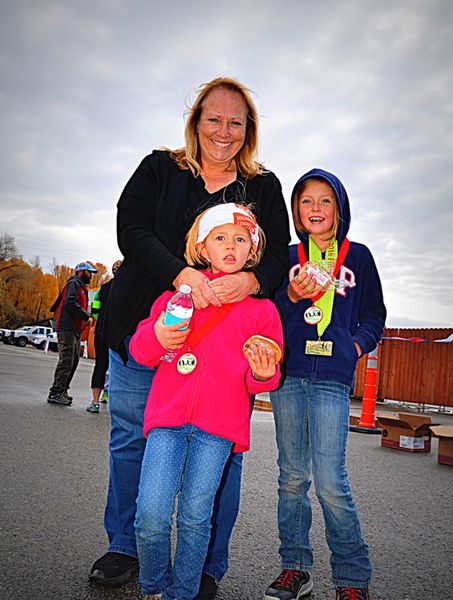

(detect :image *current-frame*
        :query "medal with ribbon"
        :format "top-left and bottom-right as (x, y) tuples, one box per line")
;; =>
(297, 236), (350, 356)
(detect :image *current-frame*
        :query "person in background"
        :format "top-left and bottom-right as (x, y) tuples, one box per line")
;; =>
(264, 169), (386, 600)
(86, 260), (123, 413)
(47, 261), (97, 406)
(131, 202), (283, 600)
(89, 76), (290, 600)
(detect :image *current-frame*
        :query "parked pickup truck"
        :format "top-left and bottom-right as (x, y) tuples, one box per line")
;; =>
(7, 325), (54, 347)
(0, 328), (11, 340)
(1, 326), (33, 344)
(32, 331), (59, 352)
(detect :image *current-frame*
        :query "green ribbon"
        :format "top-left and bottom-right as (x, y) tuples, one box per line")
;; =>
(309, 236), (337, 337)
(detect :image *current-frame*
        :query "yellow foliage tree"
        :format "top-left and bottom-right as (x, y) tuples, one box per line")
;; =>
(0, 235), (111, 328)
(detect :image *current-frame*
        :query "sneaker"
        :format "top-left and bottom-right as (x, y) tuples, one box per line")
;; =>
(63, 391), (73, 401)
(89, 552), (139, 586)
(47, 393), (72, 406)
(194, 573), (218, 600)
(86, 403), (100, 413)
(264, 569), (313, 600)
(335, 587), (370, 600)
(100, 389), (108, 403)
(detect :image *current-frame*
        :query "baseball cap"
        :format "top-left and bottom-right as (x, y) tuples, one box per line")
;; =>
(74, 262), (98, 273)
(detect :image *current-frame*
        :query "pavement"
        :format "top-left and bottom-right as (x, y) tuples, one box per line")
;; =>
(0, 343), (452, 600)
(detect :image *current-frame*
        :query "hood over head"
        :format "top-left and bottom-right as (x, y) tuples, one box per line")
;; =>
(291, 168), (351, 244)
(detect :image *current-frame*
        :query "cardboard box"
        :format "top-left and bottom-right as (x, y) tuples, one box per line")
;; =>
(349, 415), (380, 428)
(429, 425), (453, 466)
(377, 413), (433, 452)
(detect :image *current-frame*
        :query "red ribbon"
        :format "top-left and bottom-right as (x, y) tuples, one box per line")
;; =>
(297, 238), (350, 302)
(186, 303), (236, 349)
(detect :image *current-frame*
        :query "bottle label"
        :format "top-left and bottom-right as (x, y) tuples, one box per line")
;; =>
(163, 289), (194, 333)
(164, 308), (193, 330)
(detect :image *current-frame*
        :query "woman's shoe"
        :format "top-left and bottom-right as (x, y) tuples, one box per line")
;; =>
(194, 573), (218, 600)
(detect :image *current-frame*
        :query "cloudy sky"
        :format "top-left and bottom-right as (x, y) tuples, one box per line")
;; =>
(1, 0), (452, 328)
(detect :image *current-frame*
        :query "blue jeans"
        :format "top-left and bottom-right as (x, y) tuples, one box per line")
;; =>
(104, 339), (243, 581)
(270, 378), (372, 588)
(135, 425), (232, 599)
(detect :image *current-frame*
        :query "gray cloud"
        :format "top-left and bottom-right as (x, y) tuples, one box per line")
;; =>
(1, 0), (452, 327)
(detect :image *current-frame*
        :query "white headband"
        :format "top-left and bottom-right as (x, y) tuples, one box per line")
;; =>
(197, 203), (259, 249)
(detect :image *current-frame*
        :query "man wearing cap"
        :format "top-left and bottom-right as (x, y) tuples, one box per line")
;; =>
(47, 262), (97, 406)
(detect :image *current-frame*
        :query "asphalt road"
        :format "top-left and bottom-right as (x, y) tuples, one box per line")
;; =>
(1, 343), (452, 600)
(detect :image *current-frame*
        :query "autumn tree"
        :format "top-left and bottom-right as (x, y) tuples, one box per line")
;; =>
(0, 235), (109, 328)
(0, 235), (28, 326)
(0, 233), (21, 262)
(49, 258), (73, 293)
(89, 262), (110, 290)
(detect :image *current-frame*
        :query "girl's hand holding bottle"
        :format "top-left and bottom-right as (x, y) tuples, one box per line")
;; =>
(154, 312), (190, 351)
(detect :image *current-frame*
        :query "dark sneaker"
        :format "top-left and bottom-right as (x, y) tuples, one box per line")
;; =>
(336, 587), (370, 600)
(194, 573), (218, 600)
(63, 391), (73, 401)
(86, 403), (100, 413)
(264, 569), (313, 599)
(89, 552), (139, 586)
(47, 393), (72, 406)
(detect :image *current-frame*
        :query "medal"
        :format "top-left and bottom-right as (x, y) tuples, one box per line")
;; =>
(177, 352), (197, 375)
(305, 339), (333, 356)
(304, 306), (323, 325)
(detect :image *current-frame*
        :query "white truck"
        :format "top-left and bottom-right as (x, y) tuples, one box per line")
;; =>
(32, 331), (59, 352)
(6, 325), (54, 347)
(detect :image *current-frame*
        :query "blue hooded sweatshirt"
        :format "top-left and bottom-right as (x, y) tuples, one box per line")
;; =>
(273, 168), (386, 387)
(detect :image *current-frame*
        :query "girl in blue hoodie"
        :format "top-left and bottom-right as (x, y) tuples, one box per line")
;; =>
(264, 169), (386, 600)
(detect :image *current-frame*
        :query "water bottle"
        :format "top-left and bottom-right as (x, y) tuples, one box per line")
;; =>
(160, 284), (194, 362)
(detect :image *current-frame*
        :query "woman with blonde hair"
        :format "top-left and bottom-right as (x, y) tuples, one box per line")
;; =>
(89, 76), (290, 599)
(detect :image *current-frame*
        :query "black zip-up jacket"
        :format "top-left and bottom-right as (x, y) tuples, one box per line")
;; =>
(51, 274), (90, 334)
(103, 150), (290, 360)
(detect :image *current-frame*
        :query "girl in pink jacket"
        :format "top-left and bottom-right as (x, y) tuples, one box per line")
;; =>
(130, 203), (283, 600)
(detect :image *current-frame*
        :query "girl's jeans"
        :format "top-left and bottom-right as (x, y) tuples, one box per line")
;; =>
(135, 425), (232, 599)
(270, 377), (372, 588)
(104, 340), (243, 582)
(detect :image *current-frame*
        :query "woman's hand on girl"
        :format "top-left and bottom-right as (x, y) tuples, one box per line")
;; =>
(209, 272), (257, 304)
(154, 312), (190, 350)
(245, 345), (277, 381)
(173, 267), (221, 309)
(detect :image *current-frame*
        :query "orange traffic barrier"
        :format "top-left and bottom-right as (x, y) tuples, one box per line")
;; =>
(358, 346), (379, 428)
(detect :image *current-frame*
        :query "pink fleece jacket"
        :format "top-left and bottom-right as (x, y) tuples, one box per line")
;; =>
(129, 273), (283, 452)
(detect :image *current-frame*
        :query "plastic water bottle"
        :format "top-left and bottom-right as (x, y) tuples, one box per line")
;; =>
(160, 284), (194, 362)
(163, 284), (194, 328)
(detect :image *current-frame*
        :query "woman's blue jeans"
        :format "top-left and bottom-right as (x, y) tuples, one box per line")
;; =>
(270, 377), (372, 588)
(104, 340), (243, 581)
(135, 425), (232, 599)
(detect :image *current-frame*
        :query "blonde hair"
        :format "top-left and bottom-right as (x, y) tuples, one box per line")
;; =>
(293, 178), (339, 240)
(185, 204), (266, 270)
(167, 77), (265, 178)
